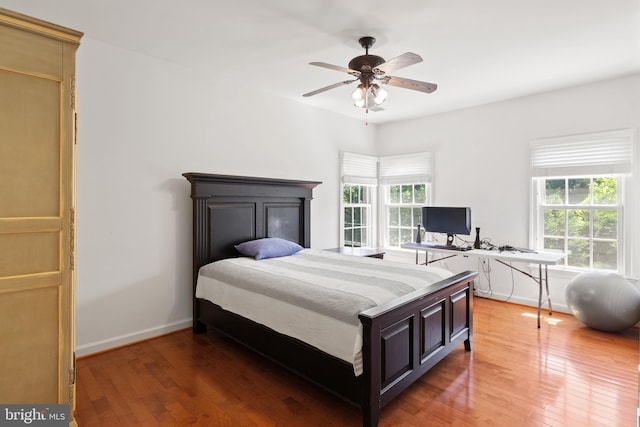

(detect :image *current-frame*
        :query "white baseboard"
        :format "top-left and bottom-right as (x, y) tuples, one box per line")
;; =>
(477, 292), (571, 315)
(75, 318), (192, 357)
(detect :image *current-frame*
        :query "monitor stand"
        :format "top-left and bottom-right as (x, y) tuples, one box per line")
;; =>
(446, 234), (455, 247)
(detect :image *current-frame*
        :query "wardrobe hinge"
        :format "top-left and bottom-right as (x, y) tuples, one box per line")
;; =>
(70, 75), (76, 110)
(70, 208), (75, 271)
(69, 352), (76, 386)
(68, 351), (76, 405)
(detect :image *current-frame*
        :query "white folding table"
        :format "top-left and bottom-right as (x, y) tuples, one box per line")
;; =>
(402, 243), (566, 328)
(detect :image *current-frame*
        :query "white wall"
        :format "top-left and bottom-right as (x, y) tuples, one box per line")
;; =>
(74, 37), (376, 355)
(377, 73), (640, 312)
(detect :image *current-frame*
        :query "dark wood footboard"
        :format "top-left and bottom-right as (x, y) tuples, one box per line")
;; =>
(359, 271), (475, 426)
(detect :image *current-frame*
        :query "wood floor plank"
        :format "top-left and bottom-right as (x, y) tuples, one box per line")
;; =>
(74, 298), (638, 426)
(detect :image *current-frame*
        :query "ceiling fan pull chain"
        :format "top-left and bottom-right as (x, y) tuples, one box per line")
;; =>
(365, 92), (369, 125)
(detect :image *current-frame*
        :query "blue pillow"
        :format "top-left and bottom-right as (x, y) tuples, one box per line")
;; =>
(234, 237), (303, 260)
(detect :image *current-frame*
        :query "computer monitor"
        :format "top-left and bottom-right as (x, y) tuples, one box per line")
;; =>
(422, 206), (472, 246)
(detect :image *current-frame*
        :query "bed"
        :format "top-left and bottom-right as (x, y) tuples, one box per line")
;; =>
(183, 172), (477, 427)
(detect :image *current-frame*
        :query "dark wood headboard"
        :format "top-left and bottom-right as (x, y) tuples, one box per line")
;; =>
(182, 172), (321, 303)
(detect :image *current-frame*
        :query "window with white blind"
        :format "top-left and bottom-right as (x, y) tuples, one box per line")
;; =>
(379, 153), (433, 249)
(340, 151), (433, 249)
(341, 152), (376, 247)
(530, 129), (635, 273)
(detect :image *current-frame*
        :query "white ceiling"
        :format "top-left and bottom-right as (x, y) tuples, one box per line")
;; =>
(4, 0), (640, 124)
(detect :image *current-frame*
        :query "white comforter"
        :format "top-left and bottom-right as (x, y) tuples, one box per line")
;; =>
(196, 249), (453, 375)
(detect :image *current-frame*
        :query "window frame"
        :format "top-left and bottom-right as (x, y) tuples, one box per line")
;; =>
(532, 174), (625, 272)
(381, 182), (431, 250)
(529, 128), (635, 277)
(341, 183), (375, 248)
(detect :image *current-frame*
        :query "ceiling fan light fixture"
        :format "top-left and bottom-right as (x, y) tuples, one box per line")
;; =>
(372, 84), (388, 105)
(354, 89), (373, 109)
(351, 84), (365, 101)
(353, 88), (385, 109)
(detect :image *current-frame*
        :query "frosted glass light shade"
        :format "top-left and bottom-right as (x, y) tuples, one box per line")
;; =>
(351, 84), (365, 101)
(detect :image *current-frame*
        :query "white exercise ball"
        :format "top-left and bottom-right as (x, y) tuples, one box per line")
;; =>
(565, 272), (640, 332)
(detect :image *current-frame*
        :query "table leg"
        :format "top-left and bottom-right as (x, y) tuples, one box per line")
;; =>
(537, 264), (542, 328)
(544, 264), (553, 315)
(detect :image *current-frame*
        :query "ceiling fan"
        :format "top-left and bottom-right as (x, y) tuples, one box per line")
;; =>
(303, 36), (437, 115)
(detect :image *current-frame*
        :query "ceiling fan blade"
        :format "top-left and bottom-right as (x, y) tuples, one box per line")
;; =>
(309, 62), (360, 77)
(383, 75), (437, 93)
(303, 79), (357, 97)
(374, 52), (423, 74)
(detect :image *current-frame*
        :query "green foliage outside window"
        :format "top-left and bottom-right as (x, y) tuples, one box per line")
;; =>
(541, 176), (619, 270)
(387, 184), (427, 248)
(343, 184), (371, 247)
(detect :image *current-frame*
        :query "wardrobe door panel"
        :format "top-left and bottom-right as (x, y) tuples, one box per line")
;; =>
(0, 70), (60, 218)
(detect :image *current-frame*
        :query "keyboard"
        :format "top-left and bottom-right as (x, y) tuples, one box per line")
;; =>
(497, 245), (537, 253)
(422, 243), (472, 252)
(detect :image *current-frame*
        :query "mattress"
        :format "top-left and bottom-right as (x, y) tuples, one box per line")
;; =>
(196, 248), (453, 375)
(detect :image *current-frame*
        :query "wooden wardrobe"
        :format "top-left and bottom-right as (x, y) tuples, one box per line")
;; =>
(0, 7), (81, 424)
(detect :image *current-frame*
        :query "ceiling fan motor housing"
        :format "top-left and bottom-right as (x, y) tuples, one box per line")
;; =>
(350, 36), (384, 84)
(349, 55), (385, 84)
(348, 55), (385, 72)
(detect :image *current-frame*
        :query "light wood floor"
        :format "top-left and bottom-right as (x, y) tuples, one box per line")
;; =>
(75, 298), (639, 426)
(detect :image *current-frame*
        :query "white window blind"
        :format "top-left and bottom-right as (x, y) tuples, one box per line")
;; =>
(341, 152), (378, 185)
(531, 129), (634, 177)
(378, 152), (433, 185)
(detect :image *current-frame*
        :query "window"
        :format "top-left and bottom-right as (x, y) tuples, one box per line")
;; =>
(530, 129), (634, 273)
(379, 153), (432, 249)
(340, 152), (433, 249)
(340, 152), (377, 248)
(386, 184), (427, 248)
(343, 184), (372, 247)
(536, 176), (622, 270)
